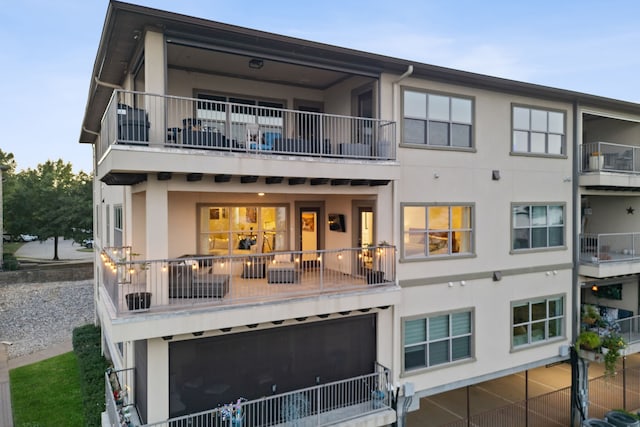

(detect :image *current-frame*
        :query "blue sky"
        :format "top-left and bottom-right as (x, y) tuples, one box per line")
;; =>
(2, 0), (640, 173)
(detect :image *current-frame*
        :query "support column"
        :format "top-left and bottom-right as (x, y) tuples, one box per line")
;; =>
(144, 29), (166, 146)
(571, 347), (590, 426)
(146, 338), (169, 423)
(145, 178), (169, 305)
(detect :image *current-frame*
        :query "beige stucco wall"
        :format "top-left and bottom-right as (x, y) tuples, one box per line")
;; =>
(397, 269), (572, 395)
(395, 78), (574, 280)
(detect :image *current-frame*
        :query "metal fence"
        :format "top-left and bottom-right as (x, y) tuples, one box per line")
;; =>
(580, 233), (640, 264)
(99, 90), (396, 161)
(438, 365), (640, 427)
(581, 141), (640, 173)
(99, 245), (396, 314)
(141, 364), (392, 427)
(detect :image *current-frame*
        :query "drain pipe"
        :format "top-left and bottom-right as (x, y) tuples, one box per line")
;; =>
(94, 76), (123, 90)
(391, 65), (414, 427)
(391, 65), (414, 120)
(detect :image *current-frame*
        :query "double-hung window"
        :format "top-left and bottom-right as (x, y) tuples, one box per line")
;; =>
(512, 296), (564, 347)
(403, 90), (473, 148)
(512, 106), (565, 155)
(512, 204), (564, 250)
(403, 204), (473, 259)
(404, 310), (473, 371)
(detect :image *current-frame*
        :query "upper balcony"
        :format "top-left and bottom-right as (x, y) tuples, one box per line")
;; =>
(579, 142), (640, 189)
(98, 246), (399, 340)
(97, 90), (398, 186)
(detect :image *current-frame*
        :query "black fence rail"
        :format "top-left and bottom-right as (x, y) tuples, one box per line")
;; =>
(438, 365), (640, 427)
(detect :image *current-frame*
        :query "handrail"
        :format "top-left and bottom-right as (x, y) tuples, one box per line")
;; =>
(99, 90), (396, 161)
(142, 365), (392, 427)
(100, 245), (397, 314)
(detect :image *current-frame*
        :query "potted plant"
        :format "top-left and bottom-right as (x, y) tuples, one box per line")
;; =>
(581, 305), (602, 327)
(125, 291), (152, 310)
(589, 151), (604, 170)
(366, 241), (390, 285)
(371, 389), (386, 408)
(221, 398), (247, 426)
(601, 333), (626, 377)
(576, 330), (601, 351)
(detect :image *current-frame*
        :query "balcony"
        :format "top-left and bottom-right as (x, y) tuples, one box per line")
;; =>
(579, 233), (640, 278)
(100, 246), (396, 316)
(105, 364), (395, 427)
(97, 91), (396, 181)
(580, 142), (640, 188)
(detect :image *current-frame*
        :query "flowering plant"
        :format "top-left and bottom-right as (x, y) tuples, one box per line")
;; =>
(601, 333), (626, 377)
(220, 398), (246, 421)
(114, 388), (126, 403)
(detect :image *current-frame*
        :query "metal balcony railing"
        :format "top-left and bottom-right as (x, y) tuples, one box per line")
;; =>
(99, 90), (396, 162)
(615, 315), (640, 345)
(105, 368), (141, 426)
(580, 233), (640, 264)
(134, 363), (393, 427)
(581, 141), (640, 173)
(100, 246), (396, 314)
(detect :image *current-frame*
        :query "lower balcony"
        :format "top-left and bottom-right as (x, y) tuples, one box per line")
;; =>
(100, 246), (396, 316)
(105, 364), (396, 427)
(579, 233), (640, 278)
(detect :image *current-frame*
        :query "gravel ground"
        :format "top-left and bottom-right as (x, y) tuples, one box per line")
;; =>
(0, 279), (94, 359)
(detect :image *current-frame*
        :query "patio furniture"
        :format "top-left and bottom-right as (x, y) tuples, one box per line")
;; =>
(169, 261), (229, 298)
(267, 253), (299, 283)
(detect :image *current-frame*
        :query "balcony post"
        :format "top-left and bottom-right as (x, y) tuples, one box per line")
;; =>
(144, 29), (166, 146)
(145, 178), (169, 306)
(146, 338), (170, 423)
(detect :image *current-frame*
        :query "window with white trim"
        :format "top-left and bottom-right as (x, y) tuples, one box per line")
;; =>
(403, 90), (473, 148)
(512, 296), (564, 347)
(512, 106), (565, 155)
(403, 204), (473, 258)
(512, 204), (564, 250)
(404, 310), (473, 371)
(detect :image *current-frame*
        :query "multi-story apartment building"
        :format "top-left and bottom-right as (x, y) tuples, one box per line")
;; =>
(79, 2), (640, 426)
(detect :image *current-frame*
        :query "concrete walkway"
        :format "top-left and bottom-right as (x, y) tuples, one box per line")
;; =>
(14, 237), (93, 262)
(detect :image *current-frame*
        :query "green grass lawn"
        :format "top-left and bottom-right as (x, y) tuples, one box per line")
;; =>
(10, 352), (85, 427)
(3, 242), (23, 255)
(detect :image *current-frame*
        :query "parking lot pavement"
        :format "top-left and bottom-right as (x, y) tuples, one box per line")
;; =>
(13, 237), (93, 261)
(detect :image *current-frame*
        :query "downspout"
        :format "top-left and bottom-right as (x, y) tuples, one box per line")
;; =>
(391, 64), (413, 427)
(570, 99), (582, 426)
(572, 99), (580, 352)
(391, 65), (414, 120)
(94, 76), (123, 90)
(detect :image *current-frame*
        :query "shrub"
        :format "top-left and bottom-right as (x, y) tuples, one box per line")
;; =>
(2, 253), (19, 270)
(73, 324), (110, 426)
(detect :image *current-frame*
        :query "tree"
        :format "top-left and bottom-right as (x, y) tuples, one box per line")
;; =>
(0, 149), (17, 175)
(5, 160), (93, 260)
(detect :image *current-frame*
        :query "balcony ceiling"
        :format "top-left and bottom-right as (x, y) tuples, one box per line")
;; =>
(167, 44), (352, 90)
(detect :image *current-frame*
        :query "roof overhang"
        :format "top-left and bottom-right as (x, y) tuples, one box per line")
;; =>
(80, 1), (640, 146)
